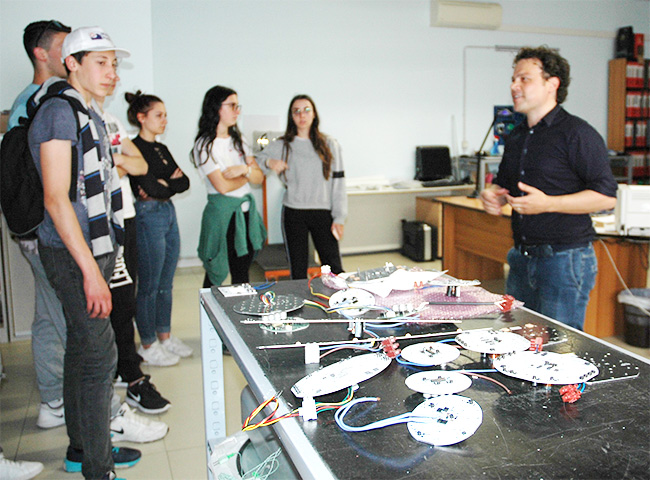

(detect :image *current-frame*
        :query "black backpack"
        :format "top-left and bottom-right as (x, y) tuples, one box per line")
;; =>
(0, 81), (84, 237)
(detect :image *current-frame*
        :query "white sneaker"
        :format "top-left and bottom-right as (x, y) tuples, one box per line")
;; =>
(138, 341), (179, 367)
(0, 452), (44, 480)
(110, 403), (169, 443)
(114, 375), (128, 388)
(37, 398), (65, 429)
(161, 335), (193, 358)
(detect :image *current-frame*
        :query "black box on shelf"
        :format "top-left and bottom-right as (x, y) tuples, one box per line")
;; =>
(401, 220), (437, 262)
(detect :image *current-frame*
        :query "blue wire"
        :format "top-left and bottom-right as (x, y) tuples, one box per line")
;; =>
(394, 355), (432, 367)
(334, 397), (433, 432)
(253, 281), (276, 291)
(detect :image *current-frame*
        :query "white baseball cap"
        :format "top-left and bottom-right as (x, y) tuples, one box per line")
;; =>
(61, 26), (130, 62)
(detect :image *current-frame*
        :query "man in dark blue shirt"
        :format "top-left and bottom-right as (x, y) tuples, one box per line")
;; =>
(480, 46), (617, 330)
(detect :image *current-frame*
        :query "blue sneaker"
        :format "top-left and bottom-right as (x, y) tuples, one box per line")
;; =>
(64, 446), (141, 472)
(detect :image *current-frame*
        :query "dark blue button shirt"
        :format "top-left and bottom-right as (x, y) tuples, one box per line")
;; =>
(494, 105), (617, 246)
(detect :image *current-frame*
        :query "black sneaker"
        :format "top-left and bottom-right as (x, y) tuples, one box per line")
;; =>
(126, 375), (171, 414)
(63, 445), (141, 472)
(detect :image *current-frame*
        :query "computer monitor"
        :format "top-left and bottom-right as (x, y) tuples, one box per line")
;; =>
(415, 146), (452, 181)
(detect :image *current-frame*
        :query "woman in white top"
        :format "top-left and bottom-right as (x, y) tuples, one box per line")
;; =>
(192, 86), (266, 287)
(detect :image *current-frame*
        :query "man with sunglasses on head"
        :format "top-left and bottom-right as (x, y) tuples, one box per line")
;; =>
(8, 19), (71, 431)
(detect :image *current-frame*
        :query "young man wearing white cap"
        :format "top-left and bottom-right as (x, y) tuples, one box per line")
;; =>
(28, 26), (139, 480)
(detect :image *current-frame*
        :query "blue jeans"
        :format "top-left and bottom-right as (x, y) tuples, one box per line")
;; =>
(134, 200), (180, 346)
(39, 244), (117, 479)
(19, 238), (66, 403)
(506, 245), (598, 330)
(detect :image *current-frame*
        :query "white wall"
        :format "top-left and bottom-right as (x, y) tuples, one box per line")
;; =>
(2, 0), (649, 259)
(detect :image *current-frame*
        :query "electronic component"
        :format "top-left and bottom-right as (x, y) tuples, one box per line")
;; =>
(559, 384), (582, 403)
(233, 293), (304, 316)
(407, 395), (483, 446)
(493, 351), (599, 385)
(380, 337), (401, 358)
(291, 352), (392, 398)
(400, 342), (460, 366)
(455, 329), (531, 354)
(405, 371), (472, 396)
(329, 288), (375, 317)
(346, 262), (397, 282)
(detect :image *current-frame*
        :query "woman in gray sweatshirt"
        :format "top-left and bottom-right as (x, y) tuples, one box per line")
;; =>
(257, 94), (347, 279)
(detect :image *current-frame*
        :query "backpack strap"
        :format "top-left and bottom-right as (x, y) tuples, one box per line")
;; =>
(28, 81), (88, 202)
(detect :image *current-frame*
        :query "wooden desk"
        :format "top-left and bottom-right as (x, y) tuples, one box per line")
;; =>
(340, 184), (473, 254)
(423, 196), (648, 338)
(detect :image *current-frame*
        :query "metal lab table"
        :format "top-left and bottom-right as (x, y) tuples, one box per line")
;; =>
(200, 280), (650, 479)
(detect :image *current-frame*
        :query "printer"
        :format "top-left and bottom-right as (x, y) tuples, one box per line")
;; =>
(615, 184), (650, 236)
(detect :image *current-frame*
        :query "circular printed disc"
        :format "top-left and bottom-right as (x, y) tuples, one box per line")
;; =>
(455, 329), (531, 354)
(493, 350), (599, 384)
(329, 288), (375, 317)
(291, 352), (391, 398)
(405, 371), (472, 395)
(233, 294), (304, 316)
(407, 395), (483, 446)
(400, 342), (460, 366)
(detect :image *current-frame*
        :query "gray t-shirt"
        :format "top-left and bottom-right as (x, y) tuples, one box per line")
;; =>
(256, 136), (347, 224)
(29, 97), (112, 248)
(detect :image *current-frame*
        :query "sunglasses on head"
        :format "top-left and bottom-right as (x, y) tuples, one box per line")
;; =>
(30, 20), (68, 48)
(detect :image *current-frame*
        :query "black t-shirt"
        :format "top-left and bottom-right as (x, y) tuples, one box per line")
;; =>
(494, 105), (617, 246)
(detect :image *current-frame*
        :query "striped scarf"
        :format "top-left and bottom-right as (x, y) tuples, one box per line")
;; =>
(32, 78), (124, 256)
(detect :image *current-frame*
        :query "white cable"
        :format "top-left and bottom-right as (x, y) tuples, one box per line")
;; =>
(598, 238), (650, 317)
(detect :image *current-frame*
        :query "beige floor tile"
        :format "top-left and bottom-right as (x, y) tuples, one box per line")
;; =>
(168, 446), (209, 480)
(118, 450), (173, 480)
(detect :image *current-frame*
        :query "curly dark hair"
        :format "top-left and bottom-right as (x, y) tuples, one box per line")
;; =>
(281, 94), (333, 180)
(192, 85), (245, 167)
(125, 90), (164, 129)
(514, 46), (571, 104)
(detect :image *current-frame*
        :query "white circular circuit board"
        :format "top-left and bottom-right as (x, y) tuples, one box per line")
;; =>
(493, 350), (599, 385)
(405, 371), (472, 396)
(329, 288), (376, 317)
(233, 294), (304, 316)
(291, 352), (392, 398)
(407, 395), (483, 446)
(455, 329), (531, 354)
(400, 342), (460, 366)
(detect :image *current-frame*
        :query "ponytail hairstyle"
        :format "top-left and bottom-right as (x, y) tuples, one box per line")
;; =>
(125, 90), (163, 130)
(192, 85), (244, 167)
(282, 94), (332, 180)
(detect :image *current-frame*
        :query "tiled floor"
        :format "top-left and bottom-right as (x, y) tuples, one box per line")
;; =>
(1, 252), (648, 479)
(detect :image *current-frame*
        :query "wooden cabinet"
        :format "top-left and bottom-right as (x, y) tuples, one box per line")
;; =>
(607, 57), (650, 182)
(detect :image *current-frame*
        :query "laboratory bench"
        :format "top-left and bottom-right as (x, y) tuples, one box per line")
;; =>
(200, 279), (650, 479)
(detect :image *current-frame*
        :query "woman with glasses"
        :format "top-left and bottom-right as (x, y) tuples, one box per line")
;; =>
(192, 85), (266, 287)
(257, 94), (347, 279)
(126, 91), (193, 366)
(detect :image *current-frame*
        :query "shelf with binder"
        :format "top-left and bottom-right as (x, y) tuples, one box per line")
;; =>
(609, 154), (648, 184)
(608, 57), (650, 183)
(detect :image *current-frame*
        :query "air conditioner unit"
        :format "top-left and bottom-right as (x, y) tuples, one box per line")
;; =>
(431, 0), (502, 30)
